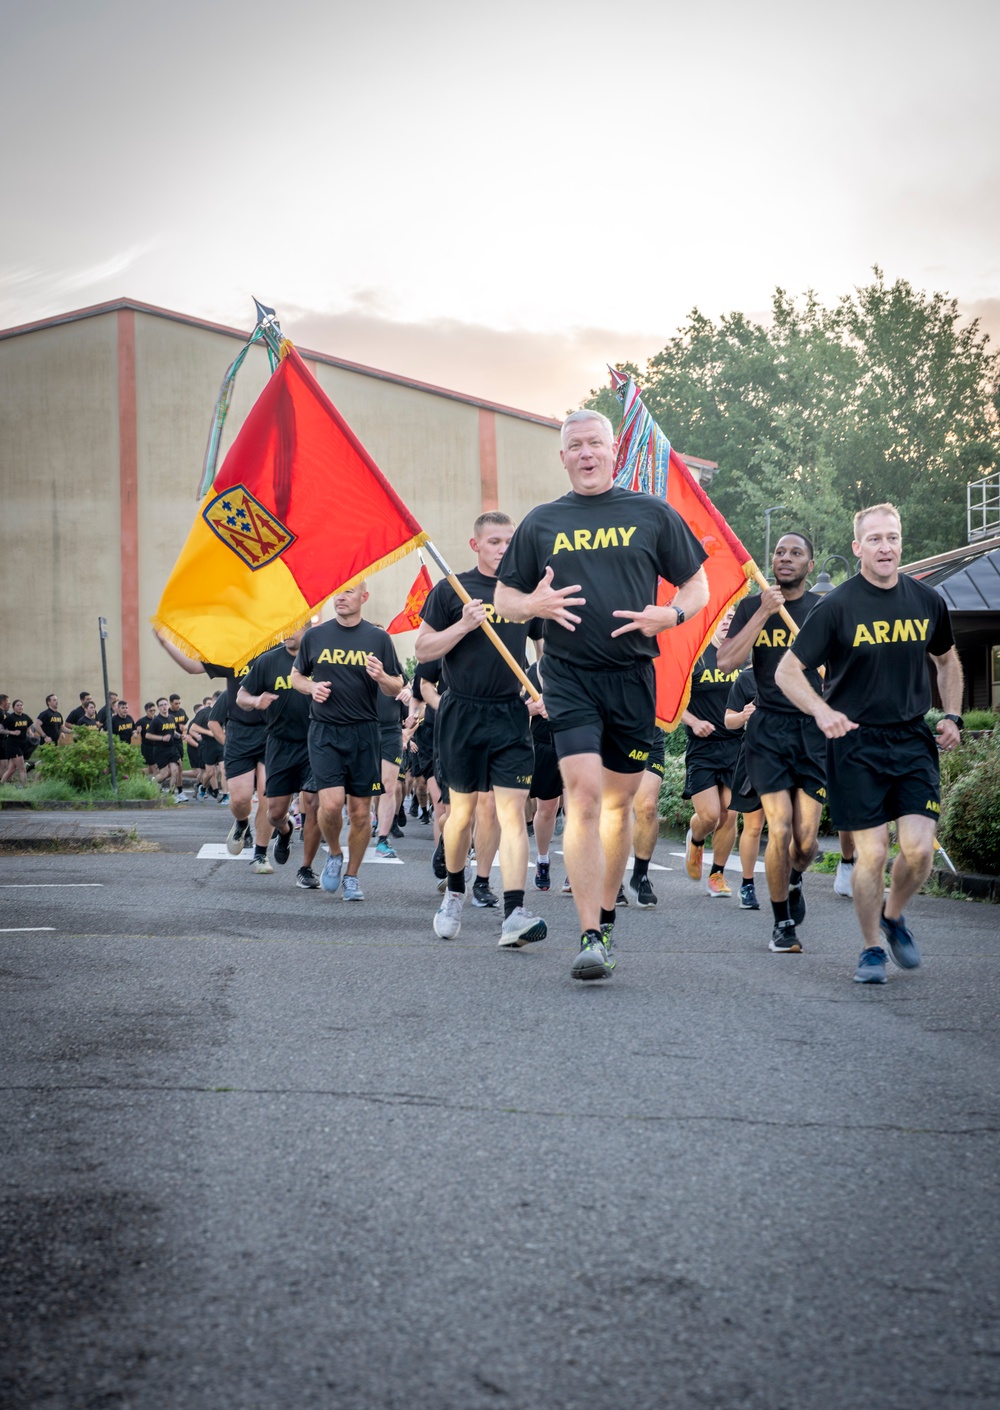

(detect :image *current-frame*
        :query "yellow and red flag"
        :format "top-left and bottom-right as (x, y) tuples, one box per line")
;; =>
(610, 370), (753, 729)
(153, 344), (427, 669)
(387, 565), (434, 634)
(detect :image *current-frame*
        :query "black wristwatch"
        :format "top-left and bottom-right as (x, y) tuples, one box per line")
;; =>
(944, 713), (964, 730)
(672, 605), (685, 626)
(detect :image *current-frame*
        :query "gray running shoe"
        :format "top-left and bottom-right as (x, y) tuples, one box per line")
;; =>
(320, 853), (343, 893)
(854, 945), (888, 984)
(434, 890), (464, 939)
(833, 859), (854, 898)
(880, 909), (921, 969)
(342, 875), (364, 902)
(226, 817), (250, 855)
(472, 877), (499, 908)
(498, 907), (547, 948)
(571, 931), (612, 981)
(295, 866), (320, 889)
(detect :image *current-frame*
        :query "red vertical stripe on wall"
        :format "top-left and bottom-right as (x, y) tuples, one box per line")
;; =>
(478, 408), (498, 512)
(117, 310), (141, 713)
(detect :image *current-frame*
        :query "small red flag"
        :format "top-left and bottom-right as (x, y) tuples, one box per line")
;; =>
(387, 565), (434, 634)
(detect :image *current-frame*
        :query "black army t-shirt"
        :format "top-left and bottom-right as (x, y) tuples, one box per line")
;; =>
(242, 645), (312, 742)
(75, 715), (102, 732)
(66, 706), (90, 727)
(5, 713), (32, 750)
(499, 486), (707, 671)
(421, 568), (541, 699)
(111, 714), (136, 741)
(790, 573), (953, 725)
(36, 709), (64, 744)
(686, 644), (742, 735)
(726, 667), (756, 719)
(169, 707), (189, 736)
(145, 714), (178, 751)
(202, 662), (268, 727)
(727, 591), (823, 713)
(294, 619), (402, 726)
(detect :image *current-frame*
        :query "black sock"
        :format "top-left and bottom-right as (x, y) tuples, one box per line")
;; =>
(475, 873), (491, 887)
(790, 868), (803, 887)
(377, 833), (388, 844)
(631, 856), (650, 882)
(772, 899), (790, 924)
(841, 854), (855, 865)
(447, 869), (466, 894)
(254, 844), (267, 859)
(503, 889), (524, 919)
(710, 863), (725, 875)
(743, 877), (755, 887)
(600, 906), (616, 927)
(583, 927), (602, 943)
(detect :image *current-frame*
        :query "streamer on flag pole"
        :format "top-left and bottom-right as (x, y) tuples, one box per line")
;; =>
(609, 367), (755, 729)
(387, 552), (434, 634)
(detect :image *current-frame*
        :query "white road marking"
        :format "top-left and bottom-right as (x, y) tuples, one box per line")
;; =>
(0, 926), (56, 932)
(0, 883), (104, 888)
(198, 843), (403, 864)
(669, 852), (765, 874)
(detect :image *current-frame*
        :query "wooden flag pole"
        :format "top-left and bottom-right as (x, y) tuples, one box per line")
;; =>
(422, 540), (541, 702)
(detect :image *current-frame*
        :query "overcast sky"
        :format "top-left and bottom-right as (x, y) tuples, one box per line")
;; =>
(2, 0), (997, 417)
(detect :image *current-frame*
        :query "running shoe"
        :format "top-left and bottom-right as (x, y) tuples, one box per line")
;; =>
(561, 876), (572, 895)
(408, 797), (420, 817)
(706, 872), (732, 898)
(295, 866), (320, 889)
(833, 859), (855, 898)
(685, 827), (704, 881)
(218, 793), (229, 805)
(738, 881), (760, 910)
(196, 785), (207, 801)
(432, 837), (447, 880)
(571, 931), (612, 981)
(498, 907), (547, 947)
(420, 808), (432, 824)
(249, 852), (273, 875)
(628, 874), (657, 908)
(174, 790), (191, 803)
(600, 920), (616, 969)
(226, 818), (250, 855)
(320, 852), (343, 894)
(271, 822), (293, 866)
(880, 909), (921, 969)
(375, 838), (398, 858)
(342, 875), (364, 902)
(390, 821), (404, 840)
(396, 805), (408, 829)
(788, 880), (806, 926)
(534, 860), (551, 891)
(615, 884), (629, 907)
(472, 877), (499, 908)
(769, 920), (801, 953)
(434, 890), (464, 939)
(854, 946), (888, 984)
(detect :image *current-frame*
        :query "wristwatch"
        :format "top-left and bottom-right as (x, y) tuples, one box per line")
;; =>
(944, 713), (964, 729)
(672, 604), (685, 626)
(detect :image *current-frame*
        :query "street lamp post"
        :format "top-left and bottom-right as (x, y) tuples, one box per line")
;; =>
(812, 555), (852, 597)
(98, 616), (118, 796)
(763, 506), (786, 580)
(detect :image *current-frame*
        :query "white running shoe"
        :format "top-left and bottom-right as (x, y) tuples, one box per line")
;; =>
(498, 907), (547, 948)
(434, 890), (465, 939)
(833, 859), (855, 898)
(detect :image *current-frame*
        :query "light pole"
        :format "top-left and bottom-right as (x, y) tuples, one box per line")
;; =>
(763, 506), (785, 580)
(812, 554), (852, 597)
(98, 616), (118, 796)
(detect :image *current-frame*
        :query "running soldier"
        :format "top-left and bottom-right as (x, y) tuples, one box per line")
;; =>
(34, 695), (69, 745)
(680, 612), (742, 897)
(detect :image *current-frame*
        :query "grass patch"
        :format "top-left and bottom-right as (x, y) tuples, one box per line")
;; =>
(0, 827), (157, 855)
(0, 776), (165, 806)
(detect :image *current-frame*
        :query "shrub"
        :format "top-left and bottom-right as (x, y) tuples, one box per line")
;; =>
(939, 750), (1000, 876)
(963, 709), (999, 732)
(34, 729), (148, 794)
(657, 756), (690, 832)
(663, 726), (687, 758)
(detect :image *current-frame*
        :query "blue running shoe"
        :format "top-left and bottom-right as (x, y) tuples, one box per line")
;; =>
(375, 838), (397, 858)
(320, 852), (343, 893)
(880, 909), (921, 969)
(342, 875), (364, 902)
(854, 946), (888, 984)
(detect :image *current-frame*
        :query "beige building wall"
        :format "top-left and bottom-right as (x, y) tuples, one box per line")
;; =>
(0, 300), (563, 713)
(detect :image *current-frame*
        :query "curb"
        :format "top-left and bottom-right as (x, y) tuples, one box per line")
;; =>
(935, 870), (1000, 903)
(0, 799), (170, 812)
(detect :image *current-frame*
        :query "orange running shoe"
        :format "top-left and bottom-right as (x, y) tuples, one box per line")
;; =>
(706, 872), (732, 897)
(685, 827), (704, 880)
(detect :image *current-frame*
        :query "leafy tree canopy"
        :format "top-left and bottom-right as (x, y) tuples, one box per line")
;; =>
(584, 270), (1000, 570)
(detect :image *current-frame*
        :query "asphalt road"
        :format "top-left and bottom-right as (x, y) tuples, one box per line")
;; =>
(1, 805), (998, 1410)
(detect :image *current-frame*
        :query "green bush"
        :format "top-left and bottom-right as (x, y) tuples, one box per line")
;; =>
(657, 756), (690, 832)
(663, 726), (687, 757)
(963, 709), (999, 731)
(939, 749), (1000, 876)
(35, 729), (148, 794)
(938, 727), (1000, 796)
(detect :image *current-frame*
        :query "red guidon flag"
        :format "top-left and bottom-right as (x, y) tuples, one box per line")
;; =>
(153, 344), (427, 668)
(610, 369), (754, 729)
(387, 565), (434, 634)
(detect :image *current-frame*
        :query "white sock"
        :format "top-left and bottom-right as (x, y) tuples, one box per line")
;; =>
(536, 853), (549, 864)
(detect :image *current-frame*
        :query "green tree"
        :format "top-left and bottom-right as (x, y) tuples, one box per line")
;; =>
(586, 271), (1000, 565)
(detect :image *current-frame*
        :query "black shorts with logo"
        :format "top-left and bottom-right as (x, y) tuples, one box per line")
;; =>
(543, 655), (655, 775)
(728, 740), (761, 814)
(826, 721), (940, 831)
(646, 729), (667, 780)
(744, 709), (827, 803)
(379, 724), (403, 771)
(265, 736), (316, 799)
(308, 719), (383, 797)
(529, 736), (562, 801)
(225, 719), (268, 780)
(436, 691), (533, 795)
(683, 734), (742, 800)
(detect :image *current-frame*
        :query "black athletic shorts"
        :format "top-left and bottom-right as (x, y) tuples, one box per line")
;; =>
(728, 740), (761, 814)
(646, 728), (667, 780)
(141, 739), (156, 766)
(379, 724), (403, 770)
(683, 735), (741, 800)
(826, 721), (941, 832)
(436, 691), (533, 795)
(168, 737), (185, 765)
(543, 655), (655, 775)
(150, 745), (174, 773)
(187, 743), (202, 770)
(744, 709), (827, 804)
(529, 736), (563, 801)
(199, 735), (223, 767)
(308, 719), (383, 797)
(224, 720), (268, 780)
(265, 736), (316, 799)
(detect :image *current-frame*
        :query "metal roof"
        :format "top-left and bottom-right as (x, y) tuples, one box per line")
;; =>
(906, 541), (1000, 612)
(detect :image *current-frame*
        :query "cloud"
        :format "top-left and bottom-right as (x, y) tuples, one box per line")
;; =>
(280, 304), (669, 420)
(0, 242), (159, 325)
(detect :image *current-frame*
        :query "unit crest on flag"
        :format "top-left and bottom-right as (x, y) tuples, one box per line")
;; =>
(202, 485), (296, 570)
